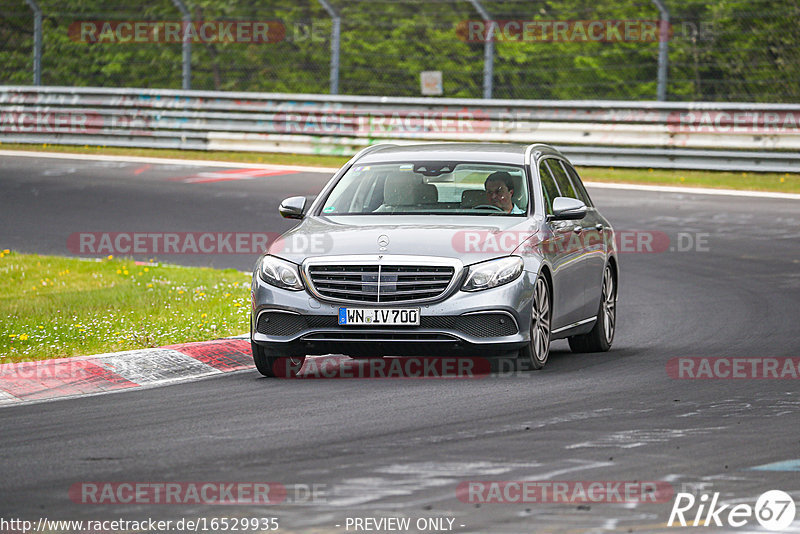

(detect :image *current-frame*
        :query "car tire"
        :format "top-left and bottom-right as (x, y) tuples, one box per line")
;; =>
(251, 341), (305, 378)
(519, 275), (551, 370)
(568, 264), (616, 353)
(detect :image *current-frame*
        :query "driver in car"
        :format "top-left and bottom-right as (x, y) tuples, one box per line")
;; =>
(484, 171), (524, 214)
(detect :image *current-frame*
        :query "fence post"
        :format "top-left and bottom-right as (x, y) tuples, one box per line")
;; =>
(467, 0), (494, 99)
(170, 0), (191, 90)
(317, 0), (340, 95)
(652, 0), (669, 101)
(24, 0), (42, 85)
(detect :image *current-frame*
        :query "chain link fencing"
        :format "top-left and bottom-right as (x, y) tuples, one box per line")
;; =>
(1, 0), (798, 102)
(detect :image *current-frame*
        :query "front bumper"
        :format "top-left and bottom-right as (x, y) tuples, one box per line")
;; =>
(251, 270), (535, 358)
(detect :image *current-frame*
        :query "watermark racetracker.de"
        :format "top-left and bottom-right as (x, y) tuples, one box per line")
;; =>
(457, 19), (721, 43)
(271, 356), (493, 379)
(66, 229), (711, 257)
(667, 357), (800, 379)
(451, 229), (709, 255)
(69, 481), (326, 505)
(67, 232), (331, 256)
(456, 480), (675, 503)
(667, 110), (800, 134)
(68, 21), (285, 43)
(66, 19), (346, 45)
(456, 20), (670, 43)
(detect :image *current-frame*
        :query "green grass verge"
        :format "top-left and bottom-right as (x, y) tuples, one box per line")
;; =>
(0, 251), (251, 363)
(579, 166), (799, 194)
(2, 142), (799, 193)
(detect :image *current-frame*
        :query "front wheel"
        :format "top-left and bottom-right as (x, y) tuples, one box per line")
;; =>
(568, 264), (616, 353)
(251, 341), (306, 377)
(519, 275), (551, 370)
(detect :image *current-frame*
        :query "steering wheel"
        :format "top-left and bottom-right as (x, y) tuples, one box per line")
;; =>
(472, 204), (506, 212)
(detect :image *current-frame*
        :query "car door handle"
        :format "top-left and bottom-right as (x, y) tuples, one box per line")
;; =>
(573, 225), (582, 234)
(595, 224), (604, 231)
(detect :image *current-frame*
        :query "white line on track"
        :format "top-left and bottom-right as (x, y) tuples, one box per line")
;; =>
(2, 149), (798, 200)
(583, 181), (800, 200)
(0, 149), (340, 173)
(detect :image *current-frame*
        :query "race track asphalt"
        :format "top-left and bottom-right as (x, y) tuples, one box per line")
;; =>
(1, 154), (799, 533)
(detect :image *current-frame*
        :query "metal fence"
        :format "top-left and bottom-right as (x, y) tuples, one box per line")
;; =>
(2, 85), (799, 172)
(1, 0), (798, 102)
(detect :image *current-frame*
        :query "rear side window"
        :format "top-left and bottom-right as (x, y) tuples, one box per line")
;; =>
(537, 161), (561, 215)
(545, 159), (577, 199)
(563, 163), (594, 207)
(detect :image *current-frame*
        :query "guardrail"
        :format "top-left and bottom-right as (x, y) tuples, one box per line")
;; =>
(2, 86), (799, 172)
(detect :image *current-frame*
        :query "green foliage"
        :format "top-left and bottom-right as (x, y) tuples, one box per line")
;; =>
(0, 0), (797, 101)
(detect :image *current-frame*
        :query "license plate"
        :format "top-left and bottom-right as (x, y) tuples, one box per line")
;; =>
(338, 307), (420, 326)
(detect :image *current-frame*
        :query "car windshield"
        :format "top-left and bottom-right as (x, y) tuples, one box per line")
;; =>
(319, 161), (529, 216)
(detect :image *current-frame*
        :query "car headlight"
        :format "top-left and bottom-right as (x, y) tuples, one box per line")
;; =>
(462, 256), (524, 292)
(258, 255), (304, 291)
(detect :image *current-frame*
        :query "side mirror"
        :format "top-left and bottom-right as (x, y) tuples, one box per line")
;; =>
(279, 196), (306, 219)
(548, 197), (587, 221)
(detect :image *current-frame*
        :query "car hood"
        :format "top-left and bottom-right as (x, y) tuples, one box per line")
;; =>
(269, 215), (541, 265)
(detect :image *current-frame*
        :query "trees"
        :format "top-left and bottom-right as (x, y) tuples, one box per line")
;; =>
(0, 0), (797, 102)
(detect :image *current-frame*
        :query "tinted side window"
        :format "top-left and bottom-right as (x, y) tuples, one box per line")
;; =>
(537, 161), (561, 214)
(563, 163), (594, 207)
(545, 159), (577, 199)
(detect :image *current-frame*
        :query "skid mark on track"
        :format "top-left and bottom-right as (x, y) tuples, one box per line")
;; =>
(675, 394), (800, 418)
(133, 163), (152, 175)
(172, 167), (300, 184)
(566, 427), (726, 449)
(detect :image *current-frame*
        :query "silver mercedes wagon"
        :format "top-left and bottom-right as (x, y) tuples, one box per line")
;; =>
(251, 143), (618, 376)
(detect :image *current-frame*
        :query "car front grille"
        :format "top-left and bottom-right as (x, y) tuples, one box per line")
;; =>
(256, 312), (518, 338)
(306, 264), (456, 303)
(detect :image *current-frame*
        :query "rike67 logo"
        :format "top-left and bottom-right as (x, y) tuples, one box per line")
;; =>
(668, 490), (796, 530)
